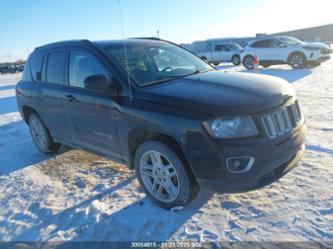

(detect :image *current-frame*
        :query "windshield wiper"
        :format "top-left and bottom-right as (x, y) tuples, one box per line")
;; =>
(140, 69), (214, 87)
(184, 68), (213, 77)
(140, 76), (180, 87)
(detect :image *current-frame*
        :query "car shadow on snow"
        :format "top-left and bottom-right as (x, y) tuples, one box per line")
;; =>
(0, 119), (71, 175)
(0, 96), (18, 115)
(12, 174), (213, 241)
(0, 84), (16, 91)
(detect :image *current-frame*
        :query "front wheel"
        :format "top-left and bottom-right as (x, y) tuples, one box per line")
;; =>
(29, 113), (60, 154)
(135, 141), (195, 209)
(289, 53), (306, 68)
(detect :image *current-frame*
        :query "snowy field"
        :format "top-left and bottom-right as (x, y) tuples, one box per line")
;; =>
(0, 59), (332, 245)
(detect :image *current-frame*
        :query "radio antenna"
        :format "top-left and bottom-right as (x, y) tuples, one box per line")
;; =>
(118, 0), (133, 101)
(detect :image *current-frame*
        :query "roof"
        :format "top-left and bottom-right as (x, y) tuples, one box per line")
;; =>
(34, 38), (166, 51)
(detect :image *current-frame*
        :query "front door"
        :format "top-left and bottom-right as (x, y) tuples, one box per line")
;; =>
(266, 39), (290, 62)
(63, 48), (121, 158)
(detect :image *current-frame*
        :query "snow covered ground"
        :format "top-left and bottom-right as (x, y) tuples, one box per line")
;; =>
(0, 59), (332, 244)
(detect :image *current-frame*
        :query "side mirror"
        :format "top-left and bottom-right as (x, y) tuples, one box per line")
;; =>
(279, 44), (287, 48)
(84, 74), (119, 95)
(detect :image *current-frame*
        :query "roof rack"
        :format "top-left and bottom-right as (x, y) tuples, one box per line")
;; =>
(34, 39), (93, 51)
(130, 37), (160, 40)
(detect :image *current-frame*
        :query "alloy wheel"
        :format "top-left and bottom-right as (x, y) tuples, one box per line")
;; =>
(244, 56), (254, 69)
(290, 55), (304, 68)
(30, 117), (48, 151)
(139, 150), (180, 203)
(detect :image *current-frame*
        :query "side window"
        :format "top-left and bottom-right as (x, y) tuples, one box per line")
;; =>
(29, 52), (43, 82)
(215, 45), (228, 51)
(69, 50), (110, 88)
(45, 51), (65, 84)
(251, 40), (271, 48)
(269, 39), (283, 48)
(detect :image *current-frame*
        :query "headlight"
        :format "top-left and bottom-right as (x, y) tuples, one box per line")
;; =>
(203, 115), (258, 139)
(303, 46), (320, 51)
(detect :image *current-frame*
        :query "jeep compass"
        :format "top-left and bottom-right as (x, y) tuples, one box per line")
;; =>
(16, 38), (306, 208)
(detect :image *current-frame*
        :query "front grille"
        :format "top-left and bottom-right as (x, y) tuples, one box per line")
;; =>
(260, 101), (302, 139)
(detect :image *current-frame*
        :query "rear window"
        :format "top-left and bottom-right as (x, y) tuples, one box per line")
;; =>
(45, 51), (65, 84)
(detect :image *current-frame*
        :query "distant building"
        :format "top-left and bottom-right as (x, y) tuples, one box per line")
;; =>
(271, 23), (333, 43)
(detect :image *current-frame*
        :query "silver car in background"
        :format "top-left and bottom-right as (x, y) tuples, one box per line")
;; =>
(184, 41), (243, 65)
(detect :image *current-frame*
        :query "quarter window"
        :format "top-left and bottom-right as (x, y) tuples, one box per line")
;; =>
(69, 50), (110, 88)
(46, 51), (65, 84)
(29, 52), (43, 82)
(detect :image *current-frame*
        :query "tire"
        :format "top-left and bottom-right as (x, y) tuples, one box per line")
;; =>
(243, 55), (254, 69)
(28, 113), (60, 154)
(213, 62), (220, 66)
(289, 52), (307, 69)
(231, 55), (241, 65)
(262, 64), (270, 68)
(135, 140), (195, 209)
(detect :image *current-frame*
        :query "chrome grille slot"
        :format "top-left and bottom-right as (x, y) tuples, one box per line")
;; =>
(260, 101), (302, 139)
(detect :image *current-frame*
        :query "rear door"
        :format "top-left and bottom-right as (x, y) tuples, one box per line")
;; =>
(36, 49), (69, 139)
(63, 48), (121, 158)
(213, 44), (230, 62)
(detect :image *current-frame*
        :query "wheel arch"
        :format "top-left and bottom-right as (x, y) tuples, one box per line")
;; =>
(22, 105), (39, 124)
(127, 127), (199, 187)
(287, 51), (306, 63)
(242, 54), (254, 61)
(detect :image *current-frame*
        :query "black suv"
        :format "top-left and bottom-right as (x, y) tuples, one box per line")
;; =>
(16, 39), (306, 208)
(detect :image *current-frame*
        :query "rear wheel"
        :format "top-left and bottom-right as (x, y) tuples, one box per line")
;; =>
(29, 113), (60, 154)
(243, 55), (254, 69)
(135, 141), (195, 209)
(289, 52), (306, 68)
(231, 55), (241, 65)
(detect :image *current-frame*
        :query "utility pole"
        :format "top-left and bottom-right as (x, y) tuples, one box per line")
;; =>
(156, 30), (160, 39)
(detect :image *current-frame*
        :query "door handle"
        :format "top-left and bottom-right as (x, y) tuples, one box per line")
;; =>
(64, 94), (76, 102)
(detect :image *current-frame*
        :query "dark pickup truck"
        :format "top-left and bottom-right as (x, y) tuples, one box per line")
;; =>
(16, 38), (306, 208)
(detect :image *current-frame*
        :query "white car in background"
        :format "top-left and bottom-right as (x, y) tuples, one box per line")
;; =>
(241, 36), (331, 69)
(189, 42), (243, 65)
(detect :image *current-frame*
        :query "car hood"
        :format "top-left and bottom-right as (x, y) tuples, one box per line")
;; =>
(138, 71), (295, 117)
(302, 42), (329, 49)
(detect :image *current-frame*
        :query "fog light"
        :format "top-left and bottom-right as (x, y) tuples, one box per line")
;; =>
(226, 156), (255, 173)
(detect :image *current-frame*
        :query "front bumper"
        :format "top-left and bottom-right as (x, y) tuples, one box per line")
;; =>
(308, 55), (330, 63)
(185, 123), (306, 193)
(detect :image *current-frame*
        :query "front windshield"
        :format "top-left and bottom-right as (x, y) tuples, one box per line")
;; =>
(279, 37), (303, 46)
(107, 41), (214, 86)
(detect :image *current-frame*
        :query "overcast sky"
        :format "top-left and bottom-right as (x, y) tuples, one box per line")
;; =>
(0, 0), (332, 62)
